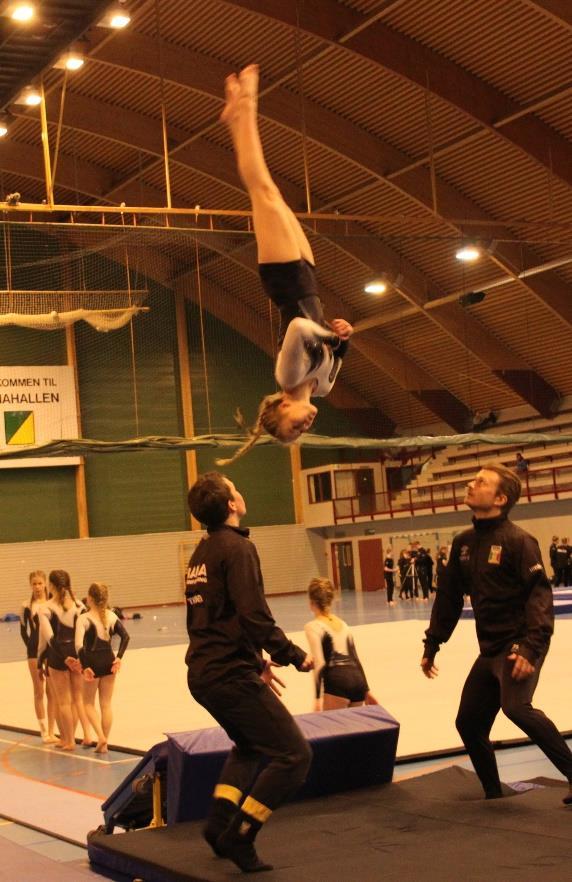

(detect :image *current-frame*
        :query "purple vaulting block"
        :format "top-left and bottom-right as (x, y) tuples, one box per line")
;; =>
(167, 705), (399, 823)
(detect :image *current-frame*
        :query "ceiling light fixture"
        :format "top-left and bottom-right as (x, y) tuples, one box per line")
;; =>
(97, 2), (130, 29)
(54, 50), (85, 71)
(0, 111), (11, 136)
(14, 85), (41, 106)
(364, 280), (387, 295)
(6, 2), (35, 22)
(455, 244), (480, 262)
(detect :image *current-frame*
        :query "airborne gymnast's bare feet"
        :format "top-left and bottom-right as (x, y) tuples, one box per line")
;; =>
(220, 64), (259, 129)
(220, 73), (241, 126)
(238, 63), (259, 103)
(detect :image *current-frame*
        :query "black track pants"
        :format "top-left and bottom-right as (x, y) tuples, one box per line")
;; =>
(455, 651), (572, 797)
(190, 672), (312, 811)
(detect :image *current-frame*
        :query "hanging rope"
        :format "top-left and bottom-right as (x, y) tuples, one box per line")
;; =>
(121, 212), (141, 435)
(154, 0), (172, 213)
(194, 237), (213, 434)
(3, 222), (12, 313)
(295, 0), (312, 213)
(51, 69), (68, 190)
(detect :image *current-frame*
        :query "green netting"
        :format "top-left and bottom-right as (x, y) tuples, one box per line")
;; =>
(1, 431), (570, 460)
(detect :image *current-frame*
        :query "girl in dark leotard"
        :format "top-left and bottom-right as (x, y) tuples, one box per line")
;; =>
(216, 65), (353, 466)
(20, 570), (57, 743)
(75, 582), (130, 754)
(37, 570), (92, 751)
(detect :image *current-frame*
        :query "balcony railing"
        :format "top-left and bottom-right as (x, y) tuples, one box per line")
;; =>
(332, 463), (572, 523)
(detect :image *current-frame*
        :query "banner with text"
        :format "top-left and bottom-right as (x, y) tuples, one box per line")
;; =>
(0, 366), (80, 468)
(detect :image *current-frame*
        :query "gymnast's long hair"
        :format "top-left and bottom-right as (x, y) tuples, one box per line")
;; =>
(88, 582), (109, 629)
(48, 569), (78, 611)
(215, 392), (286, 466)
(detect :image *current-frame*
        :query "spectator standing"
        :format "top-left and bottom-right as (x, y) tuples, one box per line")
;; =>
(554, 538), (569, 587)
(383, 548), (398, 605)
(515, 452), (529, 475)
(549, 536), (559, 585)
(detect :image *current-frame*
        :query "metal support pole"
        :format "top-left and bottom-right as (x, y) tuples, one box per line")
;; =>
(39, 82), (54, 208)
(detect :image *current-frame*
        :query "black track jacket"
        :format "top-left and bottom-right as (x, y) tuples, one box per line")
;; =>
(424, 515), (553, 664)
(185, 524), (306, 687)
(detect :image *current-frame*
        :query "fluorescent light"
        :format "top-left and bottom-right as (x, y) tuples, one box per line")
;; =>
(65, 53), (84, 71)
(455, 245), (480, 262)
(364, 280), (387, 295)
(97, 3), (131, 28)
(10, 3), (34, 22)
(54, 51), (84, 71)
(14, 85), (41, 106)
(110, 11), (130, 28)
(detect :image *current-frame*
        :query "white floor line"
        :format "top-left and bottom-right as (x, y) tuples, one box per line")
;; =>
(0, 738), (135, 765)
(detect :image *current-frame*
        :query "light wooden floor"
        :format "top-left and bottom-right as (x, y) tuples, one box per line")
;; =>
(2, 618), (571, 758)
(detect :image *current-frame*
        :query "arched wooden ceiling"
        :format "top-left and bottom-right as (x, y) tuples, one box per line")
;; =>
(1, 0), (572, 433)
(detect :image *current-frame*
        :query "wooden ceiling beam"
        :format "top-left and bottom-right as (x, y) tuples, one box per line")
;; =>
(13, 88), (503, 424)
(225, 0), (572, 190)
(5, 52), (560, 417)
(89, 34), (571, 373)
(521, 1), (572, 29)
(0, 137), (115, 199)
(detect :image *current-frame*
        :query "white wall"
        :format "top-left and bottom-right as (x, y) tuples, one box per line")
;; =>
(3, 497), (570, 615)
(0, 524), (327, 614)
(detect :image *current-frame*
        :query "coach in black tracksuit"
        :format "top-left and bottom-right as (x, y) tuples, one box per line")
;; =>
(422, 462), (572, 804)
(185, 472), (312, 873)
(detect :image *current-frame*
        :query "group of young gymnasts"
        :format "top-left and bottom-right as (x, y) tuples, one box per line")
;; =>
(20, 570), (129, 754)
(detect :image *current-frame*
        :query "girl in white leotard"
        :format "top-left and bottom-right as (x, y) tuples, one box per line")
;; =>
(20, 570), (57, 742)
(75, 582), (130, 754)
(216, 65), (353, 466)
(37, 570), (92, 750)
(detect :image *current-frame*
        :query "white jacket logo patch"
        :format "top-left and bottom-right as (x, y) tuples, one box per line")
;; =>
(186, 563), (207, 586)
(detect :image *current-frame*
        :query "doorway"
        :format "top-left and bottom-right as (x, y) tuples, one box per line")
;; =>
(358, 538), (383, 591)
(331, 541), (355, 591)
(356, 468), (375, 515)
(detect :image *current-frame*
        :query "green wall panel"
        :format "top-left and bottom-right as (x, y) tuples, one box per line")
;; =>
(76, 279), (188, 536)
(0, 327), (67, 365)
(0, 467), (77, 542)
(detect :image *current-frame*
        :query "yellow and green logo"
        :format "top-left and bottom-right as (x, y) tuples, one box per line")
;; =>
(4, 411), (35, 445)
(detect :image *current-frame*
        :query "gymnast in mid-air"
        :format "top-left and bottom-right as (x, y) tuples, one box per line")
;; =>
(218, 64), (353, 465)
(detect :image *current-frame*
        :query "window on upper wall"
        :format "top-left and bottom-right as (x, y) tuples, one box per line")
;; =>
(308, 471), (332, 503)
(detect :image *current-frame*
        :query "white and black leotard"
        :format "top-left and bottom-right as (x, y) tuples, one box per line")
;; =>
(259, 259), (348, 396)
(304, 617), (368, 703)
(38, 600), (86, 671)
(20, 601), (46, 660)
(75, 611), (130, 678)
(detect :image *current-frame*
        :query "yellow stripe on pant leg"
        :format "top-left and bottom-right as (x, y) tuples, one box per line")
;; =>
(241, 796), (272, 824)
(214, 784), (242, 805)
